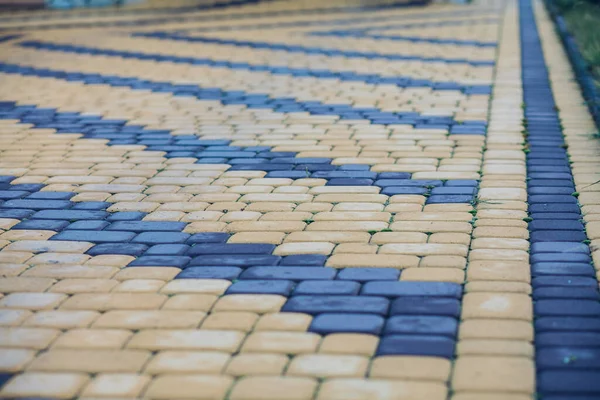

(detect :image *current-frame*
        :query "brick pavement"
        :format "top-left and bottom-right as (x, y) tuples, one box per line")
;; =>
(0, 0), (598, 398)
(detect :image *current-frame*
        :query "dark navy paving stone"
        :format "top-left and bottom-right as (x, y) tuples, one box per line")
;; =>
(72, 201), (111, 210)
(282, 295), (389, 315)
(1, 199), (73, 209)
(186, 232), (229, 243)
(537, 348), (600, 369)
(530, 231), (587, 242)
(188, 255), (281, 267)
(26, 191), (75, 200)
(430, 187), (477, 195)
(361, 281), (462, 298)
(381, 187), (427, 196)
(51, 230), (136, 243)
(87, 243), (148, 257)
(532, 263), (595, 277)
(11, 219), (69, 231)
(309, 313), (385, 335)
(30, 210), (108, 220)
(531, 242), (590, 254)
(336, 268), (401, 281)
(280, 254), (326, 266)
(240, 266), (337, 281)
(384, 315), (458, 337)
(106, 212), (147, 221)
(128, 256), (191, 268)
(532, 276), (599, 288)
(529, 220), (584, 231)
(376, 335), (455, 358)
(528, 179), (574, 187)
(529, 203), (581, 213)
(187, 243), (275, 256)
(535, 300), (600, 317)
(0, 373), (12, 389)
(390, 297), (461, 317)
(106, 221), (187, 232)
(226, 279), (295, 295)
(538, 371), (600, 394)
(528, 187), (574, 195)
(293, 281), (361, 296)
(536, 317), (600, 332)
(65, 221), (110, 230)
(533, 287), (600, 300)
(176, 266), (242, 280)
(131, 232), (191, 245)
(530, 212), (581, 220)
(145, 244), (190, 256)
(529, 195), (577, 204)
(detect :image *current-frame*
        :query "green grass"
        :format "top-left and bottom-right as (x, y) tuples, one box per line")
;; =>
(555, 0), (600, 87)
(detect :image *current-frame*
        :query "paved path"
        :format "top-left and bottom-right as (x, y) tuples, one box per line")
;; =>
(0, 0), (599, 398)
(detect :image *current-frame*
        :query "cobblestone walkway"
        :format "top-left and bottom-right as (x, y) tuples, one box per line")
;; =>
(0, 0), (599, 398)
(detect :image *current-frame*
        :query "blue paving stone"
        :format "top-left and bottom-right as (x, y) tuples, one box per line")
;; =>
(65, 220), (110, 230)
(226, 280), (295, 296)
(361, 281), (462, 298)
(11, 219), (69, 231)
(336, 268), (401, 281)
(106, 212), (147, 221)
(426, 195), (473, 204)
(529, 220), (584, 231)
(528, 186), (574, 195)
(430, 187), (476, 195)
(376, 335), (455, 358)
(187, 243), (275, 256)
(537, 332), (600, 347)
(0, 373), (12, 390)
(0, 191), (29, 200)
(529, 195), (577, 204)
(390, 297), (461, 317)
(26, 191), (75, 200)
(536, 317), (600, 332)
(188, 255), (281, 267)
(531, 242), (590, 254)
(176, 267), (242, 280)
(309, 313), (385, 335)
(538, 371), (600, 394)
(280, 254), (326, 266)
(534, 287), (599, 300)
(530, 252), (591, 264)
(529, 203), (581, 213)
(532, 276), (599, 288)
(29, 210), (109, 220)
(282, 295), (389, 315)
(381, 187), (427, 195)
(128, 256), (191, 268)
(384, 316), (458, 337)
(531, 212), (581, 220)
(1, 199), (73, 209)
(87, 243), (148, 257)
(532, 263), (595, 276)
(51, 230), (136, 243)
(530, 231), (587, 242)
(535, 300), (600, 317)
(241, 266), (337, 281)
(145, 244), (190, 256)
(132, 232), (191, 245)
(444, 180), (478, 187)
(537, 348), (600, 369)
(326, 178), (374, 186)
(293, 281), (361, 296)
(0, 209), (35, 219)
(106, 221), (187, 232)
(186, 232), (229, 243)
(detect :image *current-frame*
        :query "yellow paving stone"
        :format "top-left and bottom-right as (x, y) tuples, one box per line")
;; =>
(452, 356), (535, 393)
(466, 281), (532, 294)
(253, 312), (311, 332)
(51, 329), (133, 349)
(318, 334), (379, 357)
(86, 254), (135, 267)
(0, 293), (67, 310)
(459, 319), (534, 341)
(80, 373), (151, 398)
(23, 310), (99, 329)
(161, 279), (230, 295)
(128, 329), (245, 352)
(229, 376), (318, 400)
(22, 265), (118, 279)
(28, 349), (151, 373)
(0, 372), (90, 399)
(380, 243), (468, 257)
(0, 309), (32, 327)
(162, 294), (218, 311)
(401, 268), (465, 283)
(369, 356), (451, 381)
(213, 294), (286, 314)
(113, 266), (179, 281)
(242, 331), (321, 354)
(0, 277), (55, 293)
(462, 293), (532, 321)
(60, 293), (167, 311)
(49, 278), (120, 293)
(144, 351), (230, 374)
(225, 353), (290, 376)
(0, 348), (36, 372)
(3, 240), (93, 254)
(112, 279), (166, 292)
(326, 254), (419, 269)
(275, 242), (335, 255)
(456, 340), (534, 357)
(0, 264), (28, 277)
(370, 232), (428, 244)
(201, 311), (257, 331)
(143, 375), (233, 400)
(428, 233), (472, 245)
(228, 232), (286, 244)
(0, 327), (60, 349)
(287, 354), (370, 378)
(451, 394), (533, 400)
(317, 379), (448, 400)
(93, 310), (206, 330)
(0, 252), (33, 264)
(285, 231), (370, 243)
